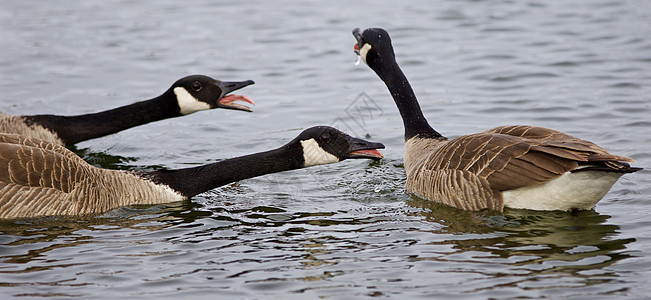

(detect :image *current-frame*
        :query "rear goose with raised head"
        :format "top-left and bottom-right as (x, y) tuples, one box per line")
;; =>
(0, 75), (254, 146)
(352, 27), (641, 212)
(0, 126), (384, 219)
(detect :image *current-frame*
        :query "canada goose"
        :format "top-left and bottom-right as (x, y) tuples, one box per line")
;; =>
(0, 75), (254, 146)
(0, 127), (384, 219)
(352, 27), (642, 212)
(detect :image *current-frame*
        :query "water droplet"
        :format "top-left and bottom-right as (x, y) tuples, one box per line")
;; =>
(354, 55), (362, 66)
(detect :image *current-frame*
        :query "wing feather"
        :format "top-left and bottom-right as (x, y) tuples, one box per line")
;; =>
(0, 134), (94, 218)
(406, 125), (637, 211)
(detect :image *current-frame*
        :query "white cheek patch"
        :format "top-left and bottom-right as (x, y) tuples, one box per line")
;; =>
(174, 87), (211, 115)
(301, 138), (340, 167)
(360, 43), (372, 65)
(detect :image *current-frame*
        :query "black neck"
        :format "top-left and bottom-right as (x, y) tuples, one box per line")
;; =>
(372, 58), (442, 140)
(24, 91), (181, 145)
(143, 146), (303, 198)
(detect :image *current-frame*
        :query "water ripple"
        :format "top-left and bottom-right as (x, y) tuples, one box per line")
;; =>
(1, 0), (650, 298)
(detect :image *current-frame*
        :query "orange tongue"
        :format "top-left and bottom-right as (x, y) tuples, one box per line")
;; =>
(350, 149), (383, 159)
(354, 43), (360, 51)
(220, 94), (254, 105)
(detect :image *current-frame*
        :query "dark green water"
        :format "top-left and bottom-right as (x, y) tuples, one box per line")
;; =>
(1, 1), (650, 298)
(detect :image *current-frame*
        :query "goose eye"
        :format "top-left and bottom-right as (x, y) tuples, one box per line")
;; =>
(191, 81), (202, 92)
(321, 132), (332, 142)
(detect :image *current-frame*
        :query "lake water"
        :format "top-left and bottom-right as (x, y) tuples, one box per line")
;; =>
(1, 0), (650, 298)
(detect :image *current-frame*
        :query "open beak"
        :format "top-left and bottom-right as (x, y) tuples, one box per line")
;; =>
(346, 135), (385, 160)
(216, 80), (256, 112)
(352, 28), (364, 56)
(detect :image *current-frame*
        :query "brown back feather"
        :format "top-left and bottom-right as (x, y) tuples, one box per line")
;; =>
(0, 133), (185, 218)
(405, 125), (638, 211)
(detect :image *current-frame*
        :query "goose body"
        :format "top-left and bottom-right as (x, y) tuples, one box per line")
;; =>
(0, 75), (255, 146)
(353, 27), (641, 212)
(0, 127), (384, 219)
(0, 133), (183, 217)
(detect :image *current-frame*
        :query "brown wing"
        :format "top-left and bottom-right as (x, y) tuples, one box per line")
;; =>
(0, 114), (63, 145)
(487, 125), (635, 163)
(427, 125), (635, 192)
(407, 125), (637, 211)
(0, 133), (79, 161)
(0, 134), (92, 218)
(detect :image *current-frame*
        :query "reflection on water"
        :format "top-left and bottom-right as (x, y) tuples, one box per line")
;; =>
(407, 196), (635, 293)
(71, 146), (166, 171)
(0, 192), (636, 298)
(0, 203), (181, 264)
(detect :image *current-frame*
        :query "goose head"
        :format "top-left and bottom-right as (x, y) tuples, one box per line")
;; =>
(171, 75), (255, 115)
(353, 28), (396, 71)
(289, 126), (385, 167)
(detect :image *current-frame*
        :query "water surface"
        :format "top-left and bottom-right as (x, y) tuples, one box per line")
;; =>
(1, 0), (650, 298)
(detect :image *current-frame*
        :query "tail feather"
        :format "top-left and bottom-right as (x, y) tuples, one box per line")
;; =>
(572, 161), (643, 173)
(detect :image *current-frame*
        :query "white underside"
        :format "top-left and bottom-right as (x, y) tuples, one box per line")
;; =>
(502, 170), (623, 211)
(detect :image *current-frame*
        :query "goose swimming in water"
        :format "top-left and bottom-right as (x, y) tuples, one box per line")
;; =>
(352, 27), (641, 212)
(0, 75), (255, 146)
(0, 126), (384, 219)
